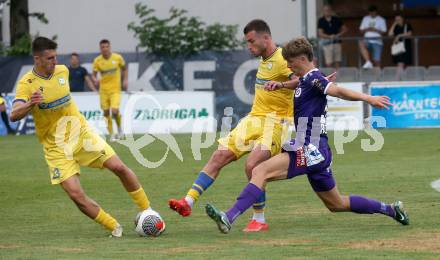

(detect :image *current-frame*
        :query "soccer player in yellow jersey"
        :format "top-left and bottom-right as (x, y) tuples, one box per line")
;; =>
(10, 37), (160, 237)
(92, 39), (128, 140)
(169, 19), (298, 232)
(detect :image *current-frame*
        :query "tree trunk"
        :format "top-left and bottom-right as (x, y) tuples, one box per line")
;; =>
(9, 0), (29, 45)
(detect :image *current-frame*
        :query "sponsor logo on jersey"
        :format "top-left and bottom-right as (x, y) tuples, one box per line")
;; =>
(296, 146), (306, 167)
(267, 62), (273, 70)
(58, 77), (66, 86)
(38, 94), (71, 110)
(295, 88), (302, 98)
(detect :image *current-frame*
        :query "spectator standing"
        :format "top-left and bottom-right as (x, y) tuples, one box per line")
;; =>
(318, 5), (347, 69)
(359, 5), (387, 69)
(388, 14), (413, 78)
(68, 53), (96, 92)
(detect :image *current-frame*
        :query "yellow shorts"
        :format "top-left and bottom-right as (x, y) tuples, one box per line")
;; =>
(100, 91), (121, 110)
(218, 115), (290, 159)
(0, 97), (4, 105)
(44, 128), (115, 184)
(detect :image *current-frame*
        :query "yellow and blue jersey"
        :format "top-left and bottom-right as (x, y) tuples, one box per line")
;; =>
(249, 47), (294, 120)
(14, 65), (87, 147)
(92, 53), (125, 93)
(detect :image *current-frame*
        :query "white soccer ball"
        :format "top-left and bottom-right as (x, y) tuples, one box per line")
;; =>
(134, 209), (166, 237)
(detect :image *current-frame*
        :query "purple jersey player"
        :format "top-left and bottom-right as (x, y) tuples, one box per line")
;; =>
(205, 37), (409, 234)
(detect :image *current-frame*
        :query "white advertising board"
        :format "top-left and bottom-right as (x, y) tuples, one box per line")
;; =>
(326, 82), (364, 130)
(72, 91), (216, 134)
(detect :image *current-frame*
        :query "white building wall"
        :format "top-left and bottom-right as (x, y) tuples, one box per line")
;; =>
(24, 0), (317, 54)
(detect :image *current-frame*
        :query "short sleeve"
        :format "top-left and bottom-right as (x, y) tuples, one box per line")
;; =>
(378, 17), (387, 32)
(14, 80), (31, 103)
(81, 67), (88, 76)
(310, 71), (331, 95)
(92, 58), (99, 72)
(359, 16), (368, 30)
(118, 54), (126, 69)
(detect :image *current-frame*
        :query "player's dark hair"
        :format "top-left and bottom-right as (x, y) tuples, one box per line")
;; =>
(243, 19), (271, 35)
(282, 37), (314, 62)
(368, 5), (378, 12)
(71, 52), (79, 57)
(32, 37), (57, 55)
(99, 39), (110, 45)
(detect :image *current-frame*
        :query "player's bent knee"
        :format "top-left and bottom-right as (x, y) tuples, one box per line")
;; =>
(210, 150), (235, 168)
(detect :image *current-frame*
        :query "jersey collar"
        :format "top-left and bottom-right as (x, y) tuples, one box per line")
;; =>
(302, 68), (319, 78)
(262, 47), (279, 62)
(102, 53), (113, 60)
(32, 68), (53, 80)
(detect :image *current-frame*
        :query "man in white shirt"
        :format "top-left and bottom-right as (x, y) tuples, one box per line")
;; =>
(359, 5), (387, 68)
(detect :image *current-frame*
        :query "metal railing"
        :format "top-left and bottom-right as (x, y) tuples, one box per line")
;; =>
(316, 35), (440, 68)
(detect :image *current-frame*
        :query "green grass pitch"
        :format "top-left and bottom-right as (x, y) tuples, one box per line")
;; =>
(1, 129), (439, 259)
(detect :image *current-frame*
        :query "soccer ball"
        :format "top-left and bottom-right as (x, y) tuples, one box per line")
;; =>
(134, 209), (165, 237)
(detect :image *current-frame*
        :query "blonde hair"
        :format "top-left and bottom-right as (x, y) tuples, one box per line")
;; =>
(282, 37), (314, 61)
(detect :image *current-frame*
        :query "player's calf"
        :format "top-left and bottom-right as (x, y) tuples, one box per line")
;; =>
(249, 163), (272, 189)
(103, 156), (152, 211)
(104, 155), (139, 191)
(321, 195), (351, 213)
(169, 149), (235, 216)
(203, 149), (236, 179)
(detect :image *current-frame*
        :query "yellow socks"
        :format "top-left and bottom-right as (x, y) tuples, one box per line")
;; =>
(94, 208), (118, 231)
(105, 115), (113, 135)
(129, 187), (150, 210)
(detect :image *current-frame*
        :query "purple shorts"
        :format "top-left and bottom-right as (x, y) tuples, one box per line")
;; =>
(283, 138), (335, 192)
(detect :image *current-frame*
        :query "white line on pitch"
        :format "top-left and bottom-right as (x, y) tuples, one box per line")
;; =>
(430, 179), (440, 192)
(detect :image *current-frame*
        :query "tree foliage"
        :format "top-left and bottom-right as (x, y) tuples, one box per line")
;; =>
(2, 0), (49, 56)
(128, 3), (242, 57)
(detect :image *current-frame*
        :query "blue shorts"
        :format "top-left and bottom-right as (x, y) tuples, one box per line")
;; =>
(283, 138), (335, 192)
(364, 40), (383, 62)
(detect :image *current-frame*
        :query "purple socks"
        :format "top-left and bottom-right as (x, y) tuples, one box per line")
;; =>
(224, 188), (395, 225)
(349, 195), (395, 217)
(226, 183), (264, 223)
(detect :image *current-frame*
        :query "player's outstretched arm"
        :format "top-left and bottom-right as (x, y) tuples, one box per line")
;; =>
(10, 91), (43, 122)
(264, 78), (299, 91)
(264, 72), (336, 91)
(326, 83), (392, 109)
